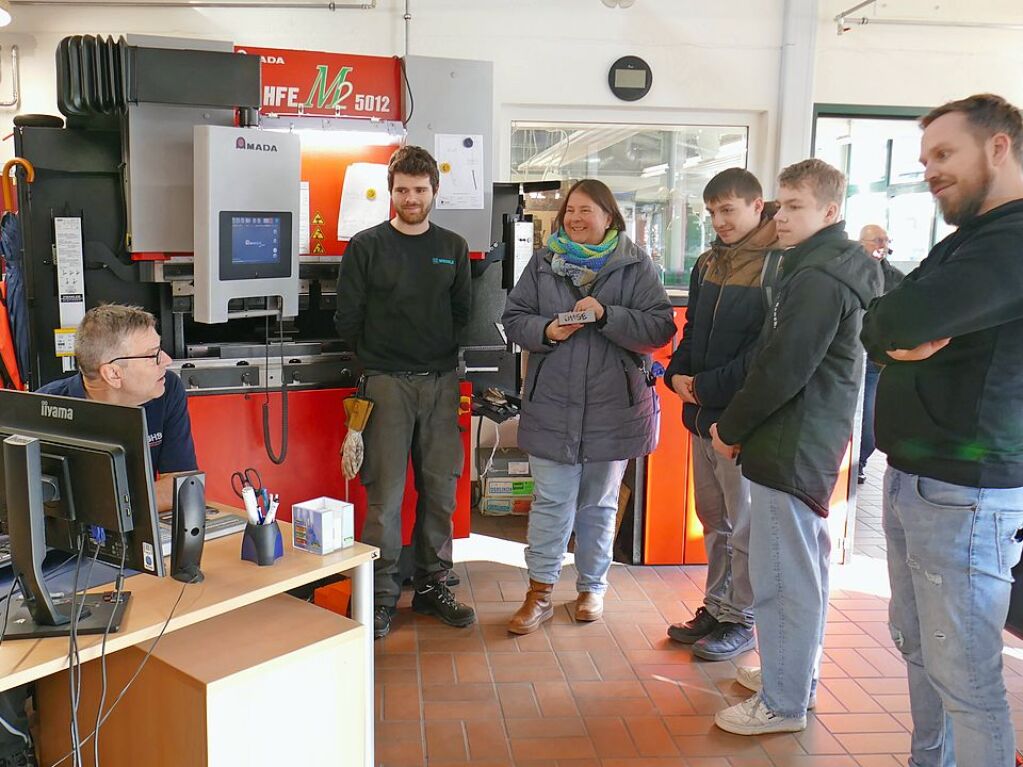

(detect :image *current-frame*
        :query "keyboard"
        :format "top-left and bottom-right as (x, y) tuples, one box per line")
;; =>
(158, 506), (248, 557)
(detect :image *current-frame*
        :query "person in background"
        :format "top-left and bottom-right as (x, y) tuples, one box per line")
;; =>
(663, 168), (779, 661)
(710, 159), (881, 736)
(856, 224), (904, 484)
(335, 145), (474, 640)
(861, 93), (1023, 767)
(502, 179), (675, 634)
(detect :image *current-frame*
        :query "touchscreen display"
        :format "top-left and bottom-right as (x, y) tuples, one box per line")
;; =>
(231, 216), (282, 265)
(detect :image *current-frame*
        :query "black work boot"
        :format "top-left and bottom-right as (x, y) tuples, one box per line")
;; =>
(692, 622), (756, 661)
(374, 605), (396, 639)
(666, 606), (718, 644)
(412, 581), (476, 628)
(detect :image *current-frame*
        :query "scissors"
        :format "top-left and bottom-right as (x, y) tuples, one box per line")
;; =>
(231, 467), (267, 506)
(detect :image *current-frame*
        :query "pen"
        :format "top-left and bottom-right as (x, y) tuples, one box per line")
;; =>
(263, 495), (280, 526)
(241, 485), (261, 525)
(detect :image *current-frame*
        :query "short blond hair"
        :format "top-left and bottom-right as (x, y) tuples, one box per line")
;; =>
(778, 159), (847, 208)
(75, 304), (156, 378)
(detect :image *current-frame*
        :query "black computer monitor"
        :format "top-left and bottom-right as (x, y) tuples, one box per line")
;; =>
(0, 389), (165, 639)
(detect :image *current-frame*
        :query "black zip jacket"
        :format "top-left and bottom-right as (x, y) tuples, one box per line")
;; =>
(716, 222), (882, 516)
(334, 221), (471, 373)
(861, 199), (1023, 488)
(664, 211), (778, 436)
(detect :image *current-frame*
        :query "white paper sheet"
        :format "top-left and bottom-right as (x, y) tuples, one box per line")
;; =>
(338, 163), (390, 241)
(299, 181), (310, 255)
(434, 134), (484, 210)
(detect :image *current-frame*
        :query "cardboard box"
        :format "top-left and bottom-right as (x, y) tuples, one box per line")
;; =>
(479, 496), (533, 516)
(483, 476), (535, 498)
(292, 496), (354, 555)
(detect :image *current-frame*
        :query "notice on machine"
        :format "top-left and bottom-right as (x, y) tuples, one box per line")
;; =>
(434, 133), (484, 210)
(54, 217), (87, 372)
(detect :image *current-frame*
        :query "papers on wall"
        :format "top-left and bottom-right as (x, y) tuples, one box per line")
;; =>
(54, 217), (86, 372)
(299, 181), (310, 255)
(434, 133), (484, 210)
(338, 163), (390, 241)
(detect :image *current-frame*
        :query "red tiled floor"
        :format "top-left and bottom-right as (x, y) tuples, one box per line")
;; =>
(370, 456), (1023, 765)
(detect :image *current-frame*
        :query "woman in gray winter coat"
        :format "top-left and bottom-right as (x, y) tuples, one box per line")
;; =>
(501, 179), (675, 634)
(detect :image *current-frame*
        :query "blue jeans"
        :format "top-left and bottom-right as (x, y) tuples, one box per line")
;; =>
(525, 456), (627, 593)
(691, 436), (754, 627)
(748, 482), (830, 717)
(883, 467), (1023, 767)
(858, 360), (882, 473)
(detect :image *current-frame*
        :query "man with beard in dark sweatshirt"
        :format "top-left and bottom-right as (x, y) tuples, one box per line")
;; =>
(710, 159), (882, 736)
(861, 93), (1023, 767)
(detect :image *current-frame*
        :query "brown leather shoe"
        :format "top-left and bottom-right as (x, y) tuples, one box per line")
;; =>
(575, 592), (603, 622)
(507, 580), (555, 635)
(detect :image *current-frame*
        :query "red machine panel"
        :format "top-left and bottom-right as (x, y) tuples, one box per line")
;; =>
(234, 46), (402, 120)
(186, 384), (472, 543)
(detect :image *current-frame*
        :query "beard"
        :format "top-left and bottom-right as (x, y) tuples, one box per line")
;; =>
(395, 198), (433, 226)
(936, 164), (992, 227)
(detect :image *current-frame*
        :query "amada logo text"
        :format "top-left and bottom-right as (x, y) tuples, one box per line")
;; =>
(234, 137), (278, 152)
(40, 400), (74, 421)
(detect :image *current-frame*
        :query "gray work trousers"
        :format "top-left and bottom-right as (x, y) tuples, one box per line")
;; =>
(359, 370), (462, 608)
(691, 435), (754, 628)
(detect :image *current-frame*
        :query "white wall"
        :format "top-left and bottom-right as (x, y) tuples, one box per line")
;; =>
(1, 1), (1021, 176)
(815, 0), (1023, 108)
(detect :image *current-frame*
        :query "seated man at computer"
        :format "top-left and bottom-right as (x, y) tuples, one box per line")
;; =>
(0, 304), (197, 766)
(37, 304), (198, 509)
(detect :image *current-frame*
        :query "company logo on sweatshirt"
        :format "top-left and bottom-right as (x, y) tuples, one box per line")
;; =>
(432, 257), (456, 266)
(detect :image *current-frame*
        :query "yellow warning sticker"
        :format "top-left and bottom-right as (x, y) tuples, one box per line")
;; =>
(312, 212), (325, 225)
(366, 188), (377, 201)
(312, 227), (324, 240)
(313, 242), (325, 254)
(439, 162), (452, 174)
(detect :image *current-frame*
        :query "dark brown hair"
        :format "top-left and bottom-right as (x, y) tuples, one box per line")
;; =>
(921, 93), (1023, 166)
(703, 167), (763, 204)
(554, 179), (627, 233)
(387, 145), (440, 191)
(777, 159), (847, 207)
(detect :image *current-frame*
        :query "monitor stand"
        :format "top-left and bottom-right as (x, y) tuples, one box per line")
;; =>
(2, 591), (132, 640)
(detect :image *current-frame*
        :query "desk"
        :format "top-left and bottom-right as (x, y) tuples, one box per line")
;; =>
(0, 521), (378, 767)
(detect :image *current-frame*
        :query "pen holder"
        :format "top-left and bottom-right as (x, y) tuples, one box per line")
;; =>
(241, 521), (284, 566)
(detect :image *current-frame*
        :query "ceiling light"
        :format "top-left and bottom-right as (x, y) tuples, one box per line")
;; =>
(601, 0), (636, 7)
(0, 0), (12, 27)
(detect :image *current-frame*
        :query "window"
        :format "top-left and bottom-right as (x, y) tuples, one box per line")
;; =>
(510, 122), (750, 286)
(814, 113), (954, 269)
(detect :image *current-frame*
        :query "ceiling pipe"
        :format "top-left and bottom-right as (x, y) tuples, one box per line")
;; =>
(0, 46), (19, 108)
(835, 0), (1023, 35)
(9, 0), (375, 9)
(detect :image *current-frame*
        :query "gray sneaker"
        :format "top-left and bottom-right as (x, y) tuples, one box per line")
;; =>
(692, 622), (756, 661)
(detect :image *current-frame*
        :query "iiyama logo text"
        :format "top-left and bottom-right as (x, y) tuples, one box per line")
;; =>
(41, 400), (74, 421)
(234, 137), (278, 152)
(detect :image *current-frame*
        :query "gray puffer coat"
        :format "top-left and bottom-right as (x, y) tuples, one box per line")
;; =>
(502, 236), (676, 465)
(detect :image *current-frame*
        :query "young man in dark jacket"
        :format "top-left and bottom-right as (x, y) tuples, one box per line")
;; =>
(710, 159), (882, 735)
(861, 93), (1023, 767)
(335, 145), (475, 640)
(664, 168), (778, 660)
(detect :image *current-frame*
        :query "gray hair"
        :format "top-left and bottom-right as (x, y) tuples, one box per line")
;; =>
(75, 304), (156, 378)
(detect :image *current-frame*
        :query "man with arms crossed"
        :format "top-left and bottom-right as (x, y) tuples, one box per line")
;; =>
(862, 93), (1023, 767)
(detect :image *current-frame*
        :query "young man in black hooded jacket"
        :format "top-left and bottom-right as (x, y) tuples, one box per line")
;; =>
(710, 159), (882, 736)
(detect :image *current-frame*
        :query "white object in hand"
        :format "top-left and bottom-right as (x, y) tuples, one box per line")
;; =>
(557, 310), (596, 326)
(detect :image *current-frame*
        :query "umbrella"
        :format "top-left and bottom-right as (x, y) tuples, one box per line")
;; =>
(0, 157), (34, 389)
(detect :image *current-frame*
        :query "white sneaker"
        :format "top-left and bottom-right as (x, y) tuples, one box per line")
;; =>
(735, 666), (817, 709)
(714, 692), (807, 736)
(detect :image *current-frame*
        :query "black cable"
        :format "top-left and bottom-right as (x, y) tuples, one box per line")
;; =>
(68, 541), (100, 767)
(92, 533), (127, 767)
(262, 309), (288, 465)
(399, 56), (414, 127)
(66, 538), (86, 767)
(47, 579), (190, 767)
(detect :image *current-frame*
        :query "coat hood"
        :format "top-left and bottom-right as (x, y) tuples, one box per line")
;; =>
(781, 222), (882, 309)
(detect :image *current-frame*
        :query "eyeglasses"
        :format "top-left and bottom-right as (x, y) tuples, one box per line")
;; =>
(105, 349), (165, 366)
